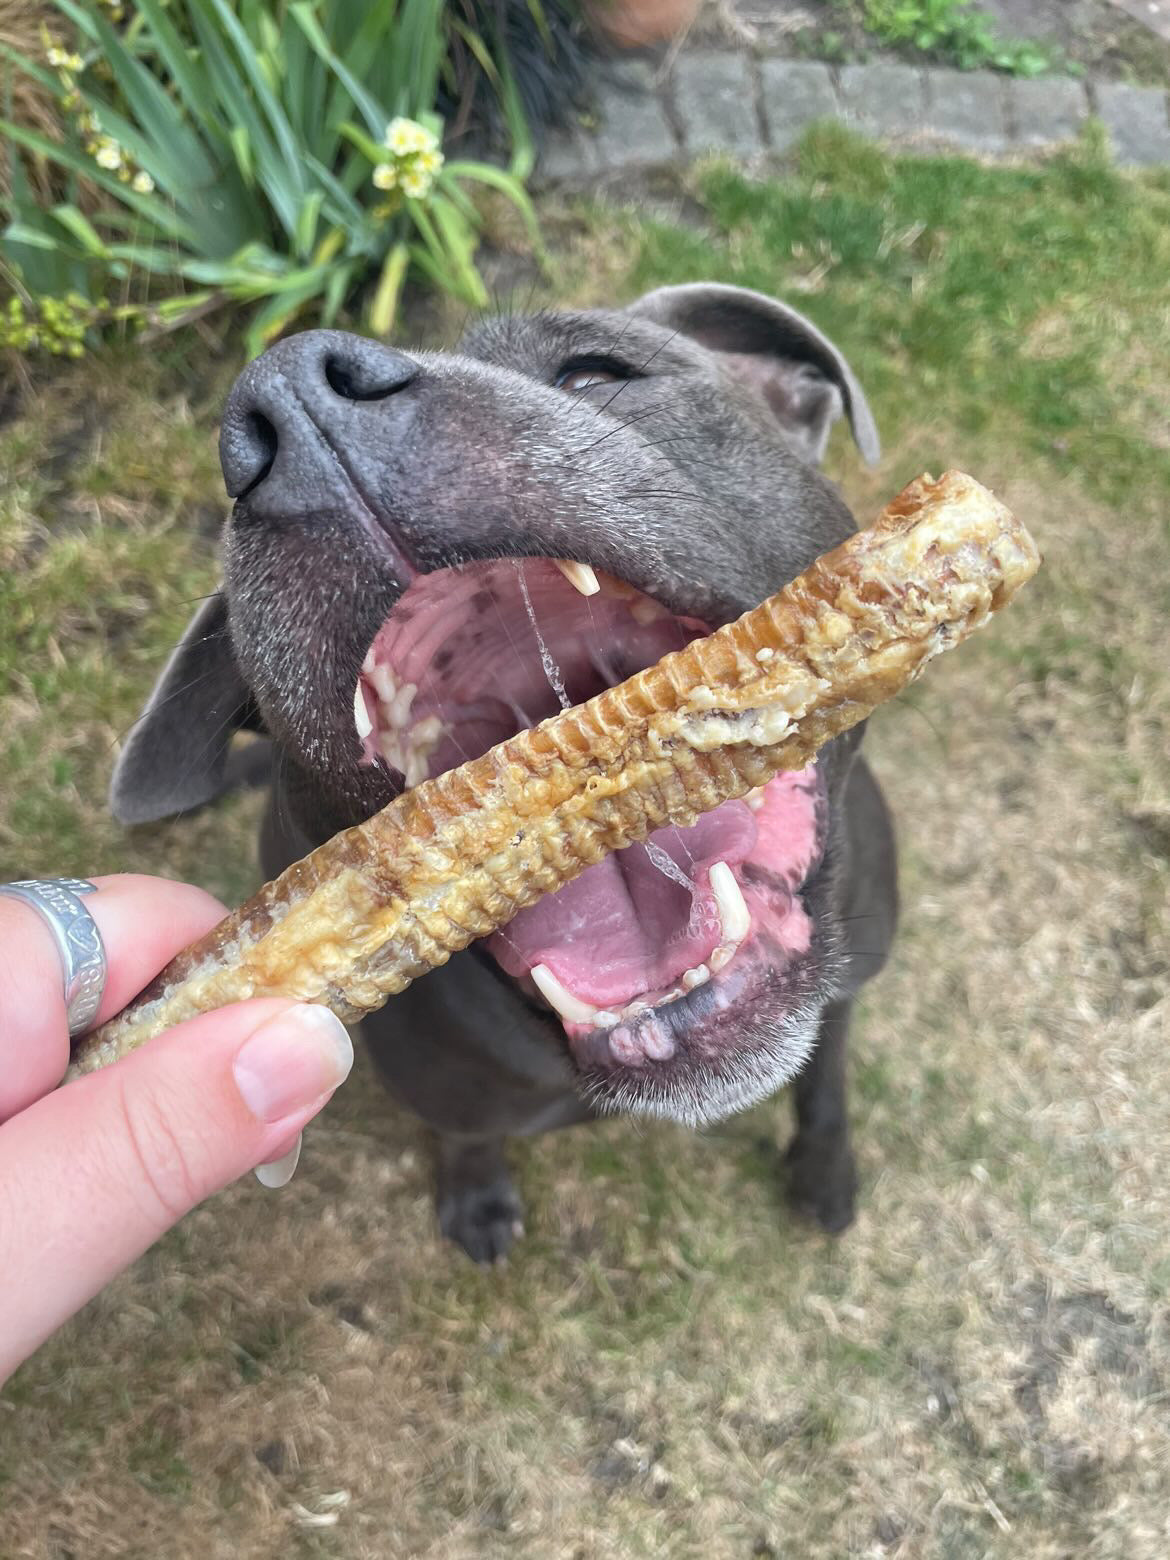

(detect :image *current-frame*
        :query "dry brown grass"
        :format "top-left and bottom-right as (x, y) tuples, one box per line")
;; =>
(5, 427), (1167, 1560)
(0, 1), (64, 197)
(2, 160), (1169, 1558)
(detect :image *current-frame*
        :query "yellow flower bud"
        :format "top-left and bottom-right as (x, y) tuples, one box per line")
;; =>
(384, 117), (438, 158)
(400, 168), (432, 200)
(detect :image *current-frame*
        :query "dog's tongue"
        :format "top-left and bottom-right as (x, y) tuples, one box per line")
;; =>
(488, 802), (758, 1007)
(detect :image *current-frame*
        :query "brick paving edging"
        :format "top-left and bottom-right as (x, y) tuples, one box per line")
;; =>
(536, 53), (1170, 184)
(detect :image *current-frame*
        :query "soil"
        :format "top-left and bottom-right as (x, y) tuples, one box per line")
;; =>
(692, 0), (1170, 84)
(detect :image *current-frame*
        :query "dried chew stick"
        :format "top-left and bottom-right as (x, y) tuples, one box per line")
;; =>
(68, 470), (1039, 1079)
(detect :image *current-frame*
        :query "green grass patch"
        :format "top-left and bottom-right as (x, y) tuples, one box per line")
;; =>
(623, 125), (1170, 521)
(127, 1424), (195, 1498)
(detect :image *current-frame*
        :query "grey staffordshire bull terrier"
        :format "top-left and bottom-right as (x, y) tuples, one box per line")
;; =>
(112, 284), (898, 1261)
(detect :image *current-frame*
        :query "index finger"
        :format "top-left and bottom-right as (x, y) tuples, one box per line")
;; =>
(0, 873), (228, 1120)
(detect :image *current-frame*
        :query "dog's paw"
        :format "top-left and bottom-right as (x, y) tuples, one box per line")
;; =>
(438, 1174), (525, 1266)
(784, 1134), (857, 1235)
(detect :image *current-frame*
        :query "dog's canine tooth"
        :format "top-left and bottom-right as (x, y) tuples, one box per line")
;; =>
(530, 964), (598, 1025)
(709, 862), (751, 945)
(70, 471), (1040, 1077)
(553, 559), (600, 597)
(354, 680), (373, 741)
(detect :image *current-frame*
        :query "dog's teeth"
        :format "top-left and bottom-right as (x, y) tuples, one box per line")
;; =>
(708, 943), (733, 972)
(594, 1009), (621, 1028)
(369, 663), (397, 703)
(379, 731), (405, 771)
(361, 648), (377, 675)
(389, 681), (417, 729)
(354, 680), (373, 740)
(403, 751), (429, 788)
(530, 964), (598, 1025)
(412, 715), (444, 744)
(630, 596), (668, 626)
(553, 559), (600, 597)
(744, 786), (766, 811)
(709, 861), (751, 944)
(755, 646), (775, 662)
(682, 964), (709, 991)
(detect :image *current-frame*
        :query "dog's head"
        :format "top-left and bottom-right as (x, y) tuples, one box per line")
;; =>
(114, 284), (878, 1126)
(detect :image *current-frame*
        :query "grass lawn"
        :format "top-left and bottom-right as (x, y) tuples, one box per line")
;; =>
(2, 127), (1169, 1558)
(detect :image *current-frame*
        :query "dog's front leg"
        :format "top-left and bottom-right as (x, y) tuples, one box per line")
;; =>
(435, 1135), (524, 1265)
(785, 997), (857, 1234)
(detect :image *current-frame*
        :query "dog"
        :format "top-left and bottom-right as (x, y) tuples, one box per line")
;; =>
(111, 284), (898, 1262)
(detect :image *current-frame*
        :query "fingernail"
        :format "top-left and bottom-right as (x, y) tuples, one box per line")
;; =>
(255, 1132), (303, 1189)
(233, 1005), (353, 1123)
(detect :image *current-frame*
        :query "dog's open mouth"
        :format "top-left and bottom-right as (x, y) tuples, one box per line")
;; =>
(353, 557), (827, 1112)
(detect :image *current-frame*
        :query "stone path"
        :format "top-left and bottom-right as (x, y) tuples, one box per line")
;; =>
(537, 52), (1170, 183)
(1113, 0), (1170, 44)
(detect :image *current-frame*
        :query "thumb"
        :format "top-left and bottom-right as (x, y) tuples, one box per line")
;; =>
(0, 1000), (353, 1381)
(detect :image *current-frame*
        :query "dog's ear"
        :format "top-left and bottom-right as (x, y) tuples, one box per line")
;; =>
(626, 283), (879, 467)
(110, 591), (260, 825)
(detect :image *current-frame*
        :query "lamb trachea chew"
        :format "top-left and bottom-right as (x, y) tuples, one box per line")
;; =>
(68, 470), (1040, 1079)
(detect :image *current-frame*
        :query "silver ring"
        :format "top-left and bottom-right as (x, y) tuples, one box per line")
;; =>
(0, 878), (108, 1037)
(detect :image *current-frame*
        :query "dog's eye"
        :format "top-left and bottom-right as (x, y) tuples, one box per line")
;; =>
(554, 356), (633, 394)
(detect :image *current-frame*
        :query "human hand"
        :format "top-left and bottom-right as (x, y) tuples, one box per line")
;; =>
(0, 874), (353, 1385)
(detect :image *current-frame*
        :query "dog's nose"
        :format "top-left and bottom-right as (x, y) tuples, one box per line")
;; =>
(219, 329), (418, 500)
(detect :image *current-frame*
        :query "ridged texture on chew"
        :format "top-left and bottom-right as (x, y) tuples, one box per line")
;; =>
(69, 471), (1039, 1078)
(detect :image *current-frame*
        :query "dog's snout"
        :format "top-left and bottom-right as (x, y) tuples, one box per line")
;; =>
(219, 329), (418, 500)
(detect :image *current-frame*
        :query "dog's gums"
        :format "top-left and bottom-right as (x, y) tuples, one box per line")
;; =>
(71, 471), (1039, 1098)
